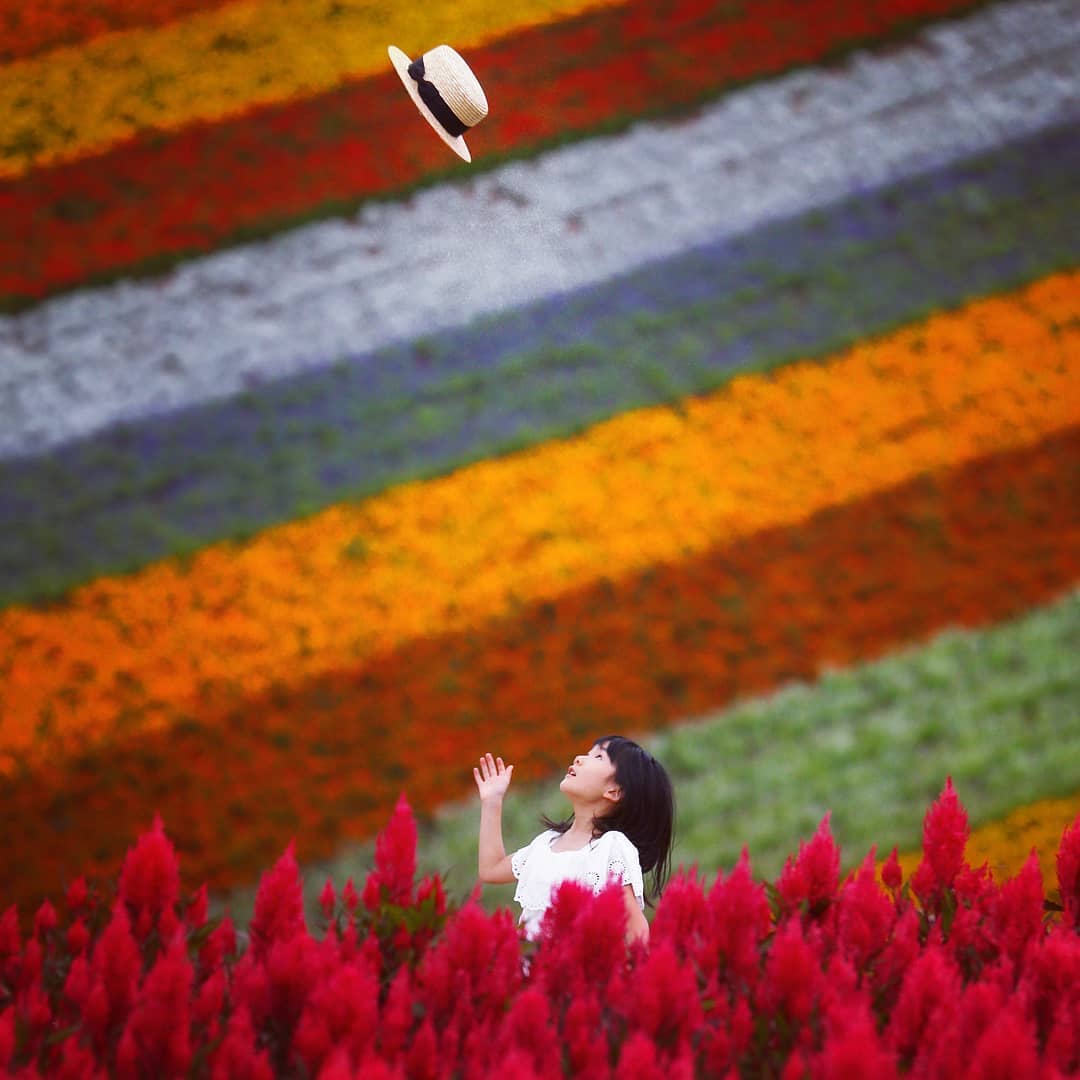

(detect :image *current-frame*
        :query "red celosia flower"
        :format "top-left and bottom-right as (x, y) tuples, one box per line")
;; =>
(193, 967), (227, 1028)
(341, 878), (359, 915)
(817, 998), (898, 1080)
(315, 1046), (353, 1080)
(1018, 923), (1080, 1073)
(885, 943), (960, 1062)
(377, 966), (414, 1060)
(186, 884), (209, 929)
(562, 993), (610, 1076)
(0, 905), (19, 987)
(19, 982), (52, 1043)
(293, 957), (379, 1074)
(759, 917), (820, 1026)
(495, 986), (561, 1075)
(534, 881), (628, 1002)
(318, 878), (336, 921)
(365, 793), (417, 909)
(83, 982), (111, 1050)
(0, 1007), (13, 1066)
(119, 934), (194, 1079)
(211, 1005), (275, 1080)
(987, 850), (1044, 968)
(881, 848), (903, 896)
(616, 1030), (671, 1080)
(405, 1017), (438, 1080)
(199, 916), (237, 975)
(248, 842), (306, 959)
(965, 1000), (1040, 1079)
(229, 951), (272, 1030)
(66, 916), (90, 957)
(704, 849), (771, 989)
(119, 815), (181, 934)
(91, 901), (141, 1030)
(919, 777), (970, 895)
(416, 902), (521, 1027)
(628, 940), (702, 1052)
(33, 899), (58, 941)
(65, 876), (89, 914)
(55, 1034), (101, 1078)
(18, 936), (43, 990)
(778, 814), (840, 917)
(63, 954), (92, 1012)
(417, 873), (446, 916)
(837, 851), (896, 972)
(1056, 813), (1080, 927)
(263, 933), (326, 1044)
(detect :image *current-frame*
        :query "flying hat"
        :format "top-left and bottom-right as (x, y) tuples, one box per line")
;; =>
(388, 44), (489, 163)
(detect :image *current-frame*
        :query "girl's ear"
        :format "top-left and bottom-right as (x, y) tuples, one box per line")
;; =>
(603, 784), (622, 804)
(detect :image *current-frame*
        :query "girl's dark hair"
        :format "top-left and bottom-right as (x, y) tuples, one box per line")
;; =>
(543, 735), (675, 906)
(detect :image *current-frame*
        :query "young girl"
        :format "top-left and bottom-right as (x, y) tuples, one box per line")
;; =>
(473, 735), (675, 944)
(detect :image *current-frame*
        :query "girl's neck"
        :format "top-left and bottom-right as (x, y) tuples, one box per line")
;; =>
(566, 805), (606, 841)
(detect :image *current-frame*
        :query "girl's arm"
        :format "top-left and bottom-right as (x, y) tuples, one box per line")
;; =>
(624, 886), (649, 945)
(474, 753), (516, 884)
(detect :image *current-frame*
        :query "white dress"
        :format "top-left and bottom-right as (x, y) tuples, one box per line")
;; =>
(510, 828), (645, 940)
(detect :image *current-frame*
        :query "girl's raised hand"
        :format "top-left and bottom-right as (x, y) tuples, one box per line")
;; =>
(473, 752), (514, 802)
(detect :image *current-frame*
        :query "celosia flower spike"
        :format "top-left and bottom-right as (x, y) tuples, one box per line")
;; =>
(1056, 813), (1080, 927)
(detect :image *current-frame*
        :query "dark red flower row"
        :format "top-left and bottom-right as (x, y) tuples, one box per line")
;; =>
(0, 425), (1074, 917)
(2, 786), (1078, 1077)
(0, 0), (985, 308)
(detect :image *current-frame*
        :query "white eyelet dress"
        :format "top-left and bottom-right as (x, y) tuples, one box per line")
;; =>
(510, 829), (645, 940)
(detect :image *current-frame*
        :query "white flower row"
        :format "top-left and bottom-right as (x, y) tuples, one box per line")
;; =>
(0, 0), (1077, 460)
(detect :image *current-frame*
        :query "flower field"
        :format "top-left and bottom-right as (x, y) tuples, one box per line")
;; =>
(1, 785), (1079, 1077)
(0, 0), (995, 305)
(1, 0), (1078, 1061)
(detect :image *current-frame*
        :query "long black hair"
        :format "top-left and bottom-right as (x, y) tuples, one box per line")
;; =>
(543, 735), (675, 906)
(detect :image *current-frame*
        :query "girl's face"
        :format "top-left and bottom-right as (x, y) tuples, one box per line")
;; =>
(559, 743), (620, 805)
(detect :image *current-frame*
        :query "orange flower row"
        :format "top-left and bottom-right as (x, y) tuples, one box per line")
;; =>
(1, 271), (1077, 776)
(2, 425), (1075, 912)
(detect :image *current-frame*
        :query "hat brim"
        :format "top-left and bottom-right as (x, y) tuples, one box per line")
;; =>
(388, 45), (472, 164)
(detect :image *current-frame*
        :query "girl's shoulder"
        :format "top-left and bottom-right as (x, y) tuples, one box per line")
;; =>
(525, 828), (559, 850)
(595, 828), (640, 858)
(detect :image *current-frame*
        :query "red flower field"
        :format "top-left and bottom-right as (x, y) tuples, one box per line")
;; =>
(1, 784), (1077, 1076)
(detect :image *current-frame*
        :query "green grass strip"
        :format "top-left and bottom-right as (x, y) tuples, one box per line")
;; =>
(216, 587), (1080, 926)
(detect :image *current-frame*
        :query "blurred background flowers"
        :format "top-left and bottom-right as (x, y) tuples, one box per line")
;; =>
(0, 0), (1077, 922)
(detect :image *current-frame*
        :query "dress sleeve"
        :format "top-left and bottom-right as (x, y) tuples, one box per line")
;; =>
(602, 832), (645, 909)
(510, 832), (545, 880)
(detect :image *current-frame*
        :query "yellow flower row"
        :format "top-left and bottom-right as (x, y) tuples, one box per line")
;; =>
(0, 270), (1077, 771)
(893, 793), (1080, 900)
(0, 0), (620, 178)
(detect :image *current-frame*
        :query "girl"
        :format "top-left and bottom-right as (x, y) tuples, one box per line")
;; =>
(473, 735), (675, 944)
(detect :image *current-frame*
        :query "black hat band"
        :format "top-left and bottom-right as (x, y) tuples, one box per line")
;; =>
(408, 57), (470, 138)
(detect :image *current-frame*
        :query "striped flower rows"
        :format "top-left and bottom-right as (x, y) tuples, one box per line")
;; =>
(3, 271), (1076, 769)
(2, 119), (1077, 606)
(0, 0), (992, 305)
(1, 274), (1076, 910)
(2, 0), (1076, 934)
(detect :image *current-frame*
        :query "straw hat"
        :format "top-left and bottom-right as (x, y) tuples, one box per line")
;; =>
(388, 44), (489, 163)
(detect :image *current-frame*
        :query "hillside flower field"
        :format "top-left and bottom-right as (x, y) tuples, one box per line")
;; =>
(1, 0), (1078, 1069)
